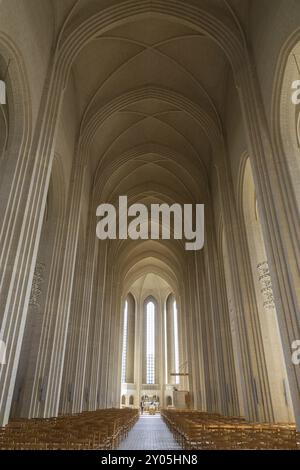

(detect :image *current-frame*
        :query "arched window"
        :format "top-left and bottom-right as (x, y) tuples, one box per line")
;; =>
(121, 395), (126, 405)
(173, 300), (180, 385)
(166, 294), (180, 385)
(129, 395), (134, 405)
(121, 294), (135, 385)
(166, 396), (172, 407)
(121, 300), (128, 383)
(146, 300), (155, 384)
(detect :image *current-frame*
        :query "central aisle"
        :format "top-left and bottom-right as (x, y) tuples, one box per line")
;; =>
(118, 414), (181, 450)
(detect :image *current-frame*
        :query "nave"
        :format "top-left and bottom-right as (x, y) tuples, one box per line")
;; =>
(0, 0), (300, 451)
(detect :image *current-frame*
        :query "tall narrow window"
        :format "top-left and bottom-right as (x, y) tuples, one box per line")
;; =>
(173, 300), (180, 384)
(146, 301), (155, 384)
(121, 300), (128, 383)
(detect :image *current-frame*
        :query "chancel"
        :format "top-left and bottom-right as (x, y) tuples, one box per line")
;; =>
(0, 0), (300, 451)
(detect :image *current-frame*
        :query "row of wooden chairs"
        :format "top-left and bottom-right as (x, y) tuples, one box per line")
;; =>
(161, 409), (300, 450)
(0, 408), (139, 450)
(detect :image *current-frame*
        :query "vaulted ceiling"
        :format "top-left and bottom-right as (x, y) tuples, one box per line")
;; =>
(51, 0), (251, 294)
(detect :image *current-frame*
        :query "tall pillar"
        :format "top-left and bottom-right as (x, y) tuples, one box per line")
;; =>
(72, 214), (98, 412)
(59, 239), (86, 415)
(88, 242), (108, 410)
(98, 264), (114, 407)
(0, 63), (65, 426)
(186, 258), (204, 410)
(205, 214), (240, 417)
(29, 160), (86, 418)
(236, 57), (300, 428)
(216, 150), (274, 422)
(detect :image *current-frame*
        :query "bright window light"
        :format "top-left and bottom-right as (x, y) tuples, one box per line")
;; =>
(173, 300), (180, 384)
(121, 300), (128, 383)
(146, 301), (155, 384)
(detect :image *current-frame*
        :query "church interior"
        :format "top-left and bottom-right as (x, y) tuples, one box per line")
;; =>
(0, 0), (300, 450)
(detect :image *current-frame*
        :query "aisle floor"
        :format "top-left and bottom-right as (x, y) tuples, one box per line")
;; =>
(118, 414), (181, 450)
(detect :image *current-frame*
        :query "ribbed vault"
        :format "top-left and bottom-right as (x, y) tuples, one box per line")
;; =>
(60, 3), (230, 298)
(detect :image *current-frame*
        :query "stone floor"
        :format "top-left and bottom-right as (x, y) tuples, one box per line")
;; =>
(118, 414), (182, 450)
